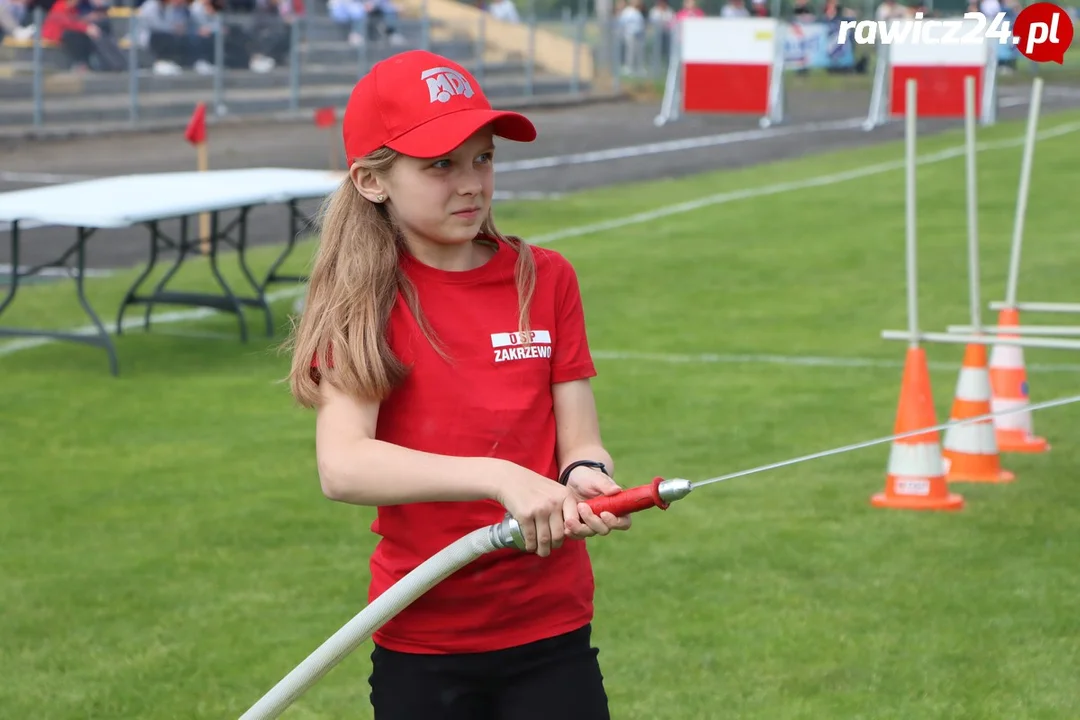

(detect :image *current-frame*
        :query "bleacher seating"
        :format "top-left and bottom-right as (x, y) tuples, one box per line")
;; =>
(0, 0), (598, 131)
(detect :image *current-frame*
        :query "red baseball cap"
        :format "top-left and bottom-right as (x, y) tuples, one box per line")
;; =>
(342, 50), (537, 161)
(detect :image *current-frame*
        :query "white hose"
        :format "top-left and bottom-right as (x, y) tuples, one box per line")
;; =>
(238, 517), (522, 720)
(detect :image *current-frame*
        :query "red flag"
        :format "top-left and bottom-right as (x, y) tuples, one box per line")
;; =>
(314, 106), (336, 128)
(184, 102), (207, 145)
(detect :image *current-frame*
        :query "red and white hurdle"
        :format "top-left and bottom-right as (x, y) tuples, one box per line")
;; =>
(655, 17), (786, 129)
(863, 16), (998, 131)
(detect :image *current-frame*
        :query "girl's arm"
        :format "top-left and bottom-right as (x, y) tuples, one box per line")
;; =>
(315, 379), (505, 505)
(315, 379), (580, 555)
(553, 378), (614, 478)
(553, 378), (631, 536)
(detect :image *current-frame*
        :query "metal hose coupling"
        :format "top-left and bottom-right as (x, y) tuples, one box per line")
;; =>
(491, 477), (693, 552)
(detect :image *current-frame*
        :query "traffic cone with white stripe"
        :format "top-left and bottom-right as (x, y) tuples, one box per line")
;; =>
(872, 346), (964, 511)
(989, 308), (1050, 453)
(943, 343), (1015, 483)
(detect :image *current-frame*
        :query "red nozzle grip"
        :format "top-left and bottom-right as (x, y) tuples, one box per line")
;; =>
(584, 477), (668, 517)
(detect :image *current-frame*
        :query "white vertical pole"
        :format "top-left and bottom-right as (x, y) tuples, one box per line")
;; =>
(964, 75), (981, 334)
(905, 78), (919, 348)
(1004, 77), (1043, 308)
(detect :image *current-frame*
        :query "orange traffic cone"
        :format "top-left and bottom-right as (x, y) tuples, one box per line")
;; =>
(943, 343), (1015, 483)
(872, 346), (964, 511)
(988, 308), (1050, 453)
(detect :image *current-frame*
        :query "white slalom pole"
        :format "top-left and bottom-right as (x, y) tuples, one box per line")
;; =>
(905, 78), (919, 348)
(964, 74), (981, 333)
(1004, 77), (1043, 309)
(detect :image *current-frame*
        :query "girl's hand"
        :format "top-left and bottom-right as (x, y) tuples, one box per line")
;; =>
(493, 462), (576, 558)
(563, 467), (633, 539)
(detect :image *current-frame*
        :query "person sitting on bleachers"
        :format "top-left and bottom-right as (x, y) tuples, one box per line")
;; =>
(42, 0), (124, 70)
(136, 0), (193, 74)
(183, 0), (223, 72)
(76, 0), (111, 29)
(192, 0), (258, 68)
(486, 0), (519, 23)
(0, 0), (34, 40)
(327, 0), (403, 48)
(246, 0), (293, 71)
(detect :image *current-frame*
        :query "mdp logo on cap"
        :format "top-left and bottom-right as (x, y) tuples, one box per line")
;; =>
(1012, 2), (1075, 64)
(421, 66), (475, 104)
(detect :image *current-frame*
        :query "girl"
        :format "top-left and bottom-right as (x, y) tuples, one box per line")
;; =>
(286, 49), (631, 719)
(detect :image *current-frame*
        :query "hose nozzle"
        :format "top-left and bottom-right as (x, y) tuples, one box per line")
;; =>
(493, 477), (692, 552)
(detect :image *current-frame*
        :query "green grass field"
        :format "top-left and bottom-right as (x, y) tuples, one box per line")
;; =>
(4, 107), (1080, 719)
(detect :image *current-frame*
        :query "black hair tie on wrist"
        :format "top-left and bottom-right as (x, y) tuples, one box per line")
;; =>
(558, 460), (609, 485)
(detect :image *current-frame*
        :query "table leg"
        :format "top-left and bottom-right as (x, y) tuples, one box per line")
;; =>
(117, 219), (164, 335)
(0, 223), (119, 376)
(262, 200), (310, 290)
(233, 208), (274, 338)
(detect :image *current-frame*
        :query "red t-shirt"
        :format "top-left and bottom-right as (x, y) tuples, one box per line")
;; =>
(318, 236), (598, 654)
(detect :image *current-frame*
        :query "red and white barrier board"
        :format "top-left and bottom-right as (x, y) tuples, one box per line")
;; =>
(655, 17), (785, 128)
(863, 16), (998, 130)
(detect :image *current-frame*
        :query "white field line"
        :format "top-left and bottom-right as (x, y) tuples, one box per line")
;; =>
(0, 286), (306, 357)
(492, 190), (565, 200)
(0, 170), (92, 184)
(3, 119), (1079, 359)
(530, 119), (1080, 245)
(495, 117), (866, 172)
(0, 263), (114, 278)
(0, 118), (858, 188)
(591, 349), (1080, 374)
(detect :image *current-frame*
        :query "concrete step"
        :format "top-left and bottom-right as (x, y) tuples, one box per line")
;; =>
(300, 37), (473, 65)
(0, 74), (588, 125)
(0, 89), (621, 142)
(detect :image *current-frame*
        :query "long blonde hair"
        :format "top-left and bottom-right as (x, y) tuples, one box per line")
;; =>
(285, 147), (537, 408)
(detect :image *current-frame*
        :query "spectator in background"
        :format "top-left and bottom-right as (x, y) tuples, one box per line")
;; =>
(77, 0), (112, 32)
(248, 0), (293, 71)
(42, 0), (109, 70)
(720, 0), (749, 16)
(186, 0), (219, 74)
(675, 0), (704, 22)
(876, 0), (909, 20)
(648, 0), (673, 61)
(820, 0), (855, 20)
(327, 0), (403, 48)
(617, 0), (645, 75)
(487, 0), (520, 23)
(0, 0), (34, 40)
(137, 0), (191, 74)
(791, 0), (815, 21)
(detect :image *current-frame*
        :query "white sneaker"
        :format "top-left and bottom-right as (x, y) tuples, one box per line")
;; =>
(347, 31), (364, 47)
(194, 59), (214, 75)
(152, 59), (182, 75)
(249, 55), (275, 72)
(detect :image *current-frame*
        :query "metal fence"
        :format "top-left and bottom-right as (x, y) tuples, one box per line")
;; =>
(2, 0), (1073, 131)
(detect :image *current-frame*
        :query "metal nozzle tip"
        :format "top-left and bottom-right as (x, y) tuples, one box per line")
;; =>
(658, 478), (693, 504)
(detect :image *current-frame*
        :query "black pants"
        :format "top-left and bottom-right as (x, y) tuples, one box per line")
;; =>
(61, 30), (93, 66)
(368, 624), (610, 720)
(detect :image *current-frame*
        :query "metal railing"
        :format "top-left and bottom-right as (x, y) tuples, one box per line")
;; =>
(3, 1), (1072, 132)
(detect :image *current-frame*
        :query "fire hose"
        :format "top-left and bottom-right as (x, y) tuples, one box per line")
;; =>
(238, 392), (1080, 720)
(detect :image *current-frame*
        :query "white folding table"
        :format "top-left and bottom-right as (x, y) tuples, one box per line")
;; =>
(0, 167), (345, 375)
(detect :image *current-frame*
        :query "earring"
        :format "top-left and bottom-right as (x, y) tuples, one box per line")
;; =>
(375, 194), (386, 203)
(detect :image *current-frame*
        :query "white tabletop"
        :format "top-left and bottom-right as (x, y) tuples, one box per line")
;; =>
(0, 167), (347, 229)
